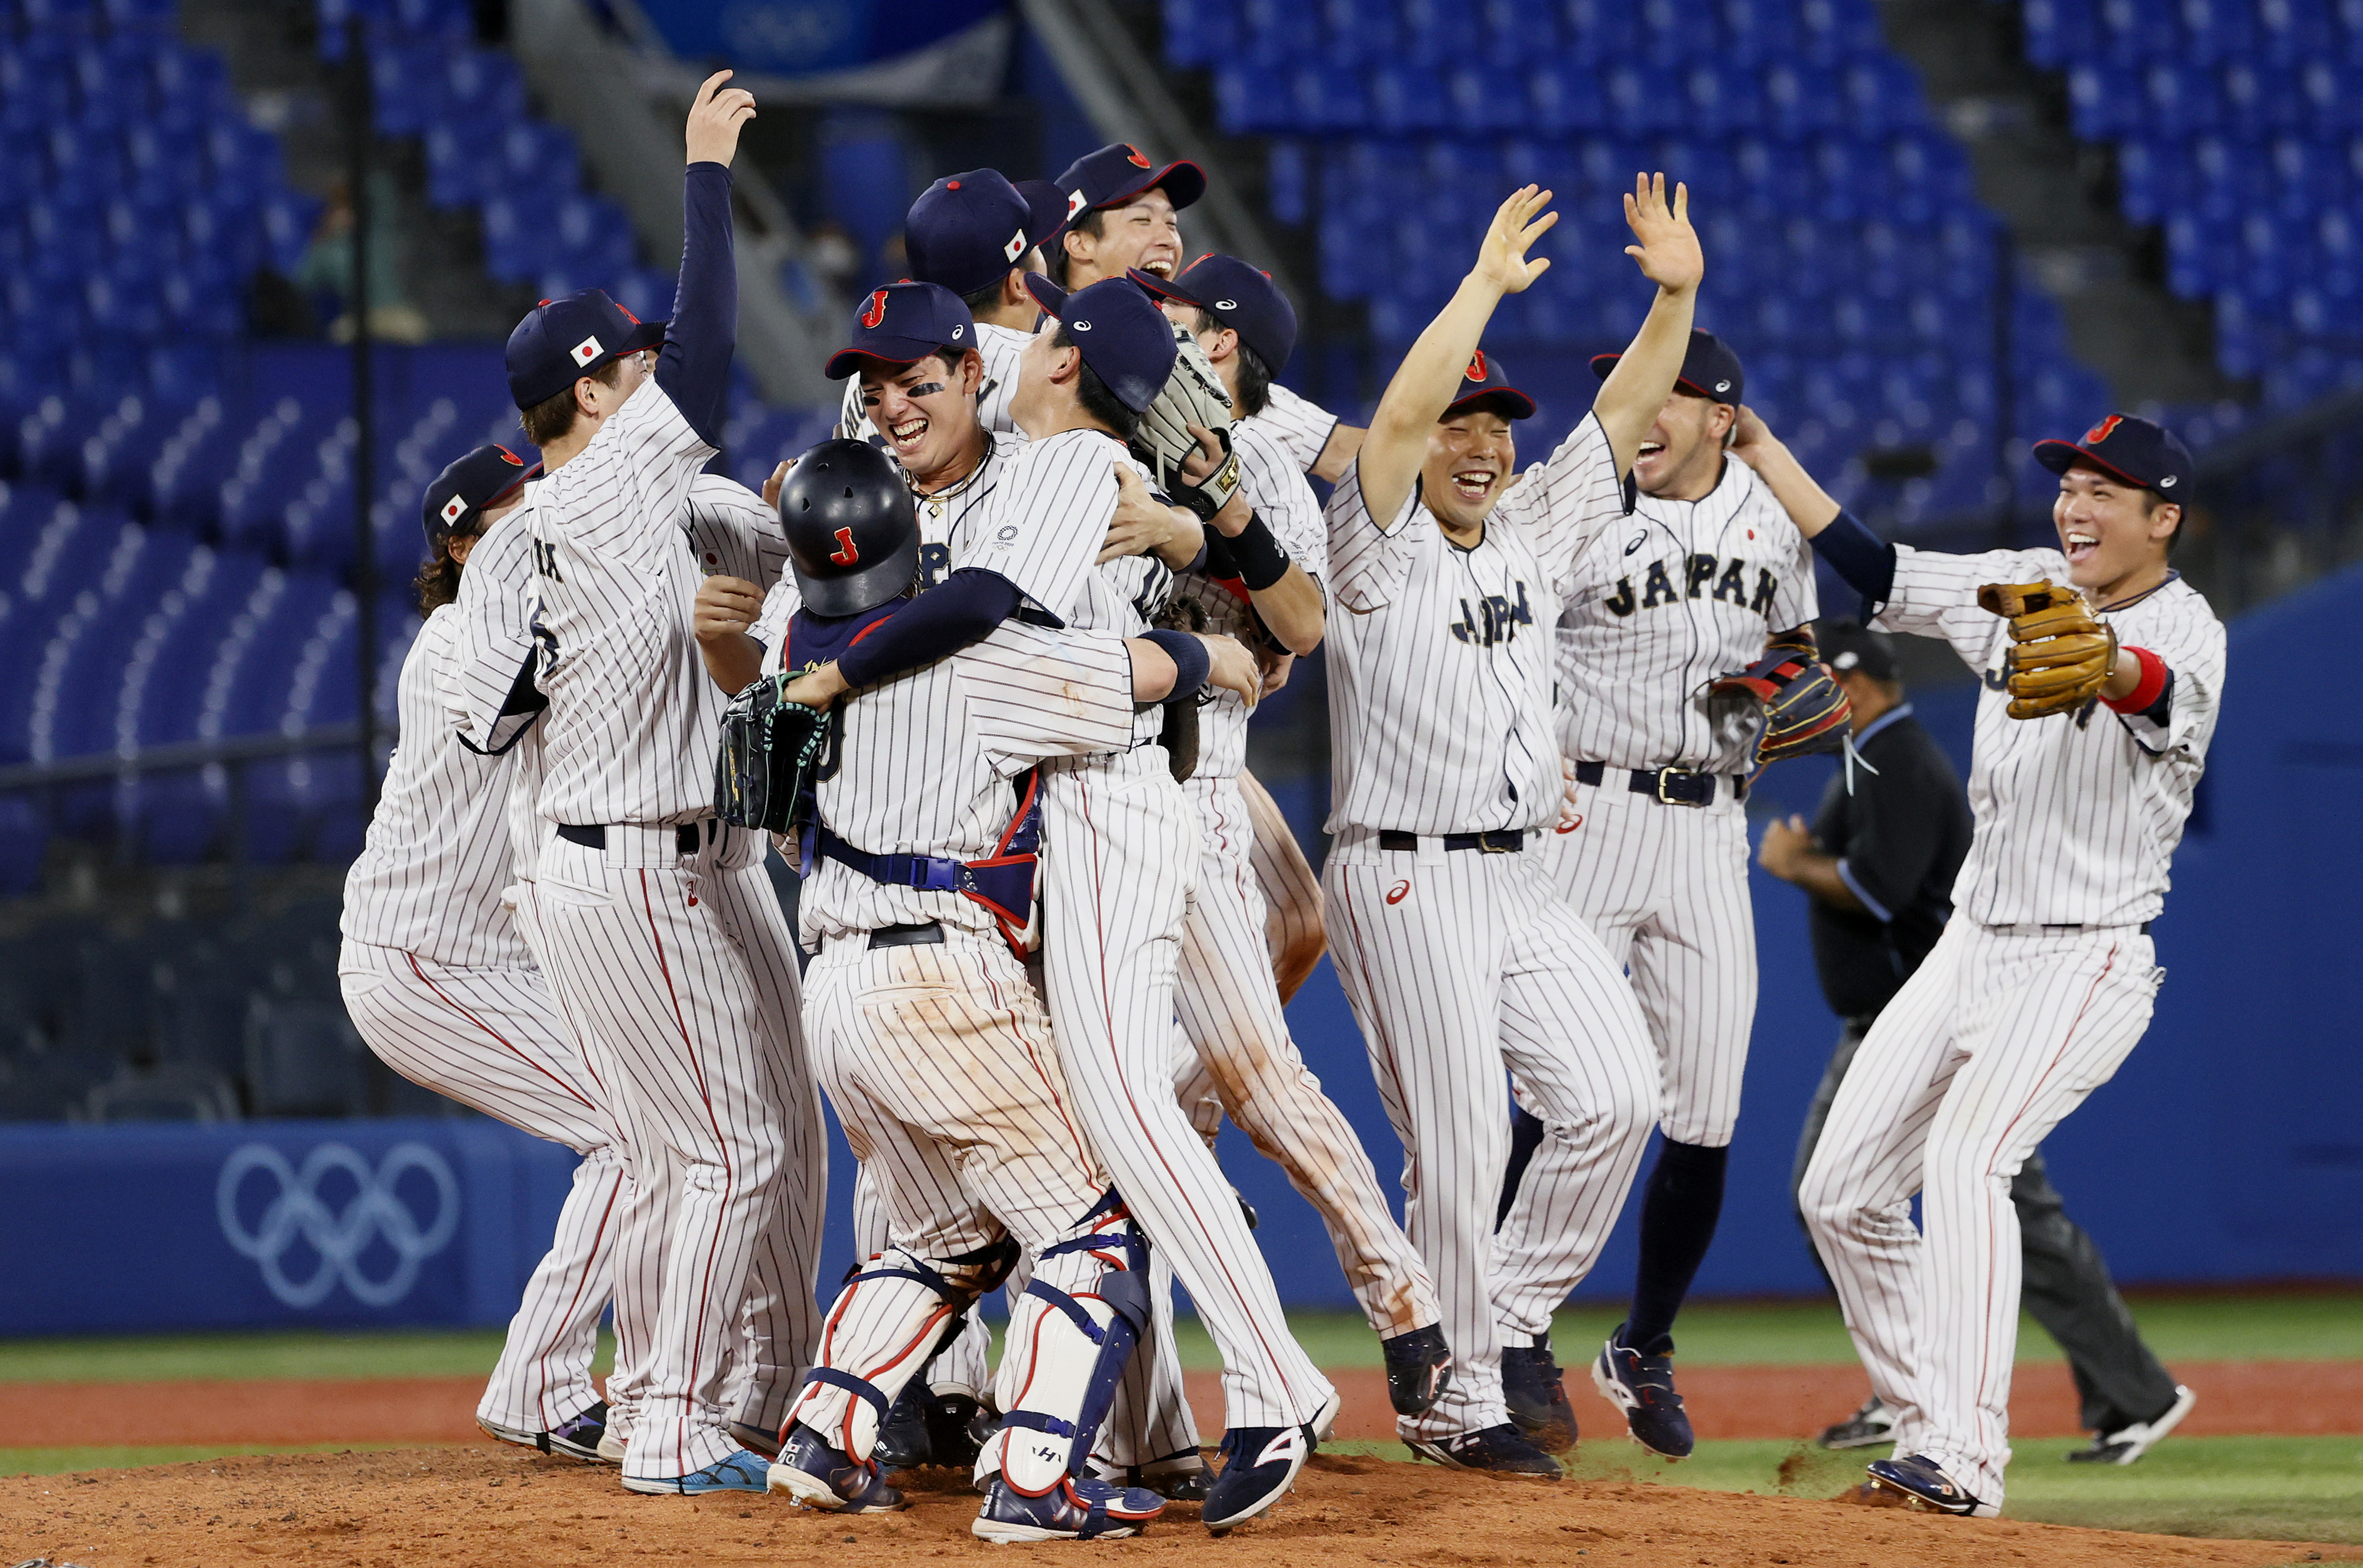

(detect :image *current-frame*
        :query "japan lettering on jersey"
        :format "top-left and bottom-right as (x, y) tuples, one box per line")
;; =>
(526, 382), (789, 826)
(1555, 456), (1818, 772)
(835, 321), (1033, 447)
(1874, 546), (2225, 928)
(1324, 412), (1632, 837)
(1163, 419), (1326, 785)
(1245, 382), (1342, 477)
(343, 605), (530, 968)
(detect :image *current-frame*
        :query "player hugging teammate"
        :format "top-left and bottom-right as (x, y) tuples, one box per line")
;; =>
(349, 57), (2222, 1537)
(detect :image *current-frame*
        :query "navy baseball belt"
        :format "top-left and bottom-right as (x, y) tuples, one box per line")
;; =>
(1377, 829), (1524, 853)
(556, 822), (712, 853)
(868, 921), (945, 950)
(1573, 760), (1747, 807)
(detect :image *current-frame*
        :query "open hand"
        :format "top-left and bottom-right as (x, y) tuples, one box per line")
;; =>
(685, 69), (756, 168)
(1472, 185), (1559, 296)
(1623, 172), (1702, 294)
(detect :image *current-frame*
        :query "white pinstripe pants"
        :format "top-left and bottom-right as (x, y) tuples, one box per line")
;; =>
(1800, 920), (2163, 1507)
(1239, 768), (1326, 990)
(337, 937), (625, 1435)
(536, 827), (826, 1481)
(1539, 780), (1757, 1147)
(1324, 833), (1658, 1440)
(1037, 748), (1331, 1432)
(1174, 777), (1438, 1339)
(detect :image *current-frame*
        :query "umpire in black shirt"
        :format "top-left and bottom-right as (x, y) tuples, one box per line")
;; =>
(1759, 621), (2191, 1466)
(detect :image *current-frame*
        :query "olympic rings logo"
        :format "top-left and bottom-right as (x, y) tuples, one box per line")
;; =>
(215, 1142), (461, 1309)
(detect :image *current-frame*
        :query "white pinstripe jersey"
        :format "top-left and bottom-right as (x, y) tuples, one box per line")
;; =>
(342, 605), (529, 968)
(1246, 382), (1340, 475)
(1166, 419), (1326, 784)
(438, 500), (549, 882)
(960, 425), (1171, 748)
(1323, 412), (1631, 836)
(798, 621), (1140, 946)
(526, 384), (789, 827)
(1555, 456), (1817, 773)
(1874, 546), (2225, 927)
(835, 320), (1033, 444)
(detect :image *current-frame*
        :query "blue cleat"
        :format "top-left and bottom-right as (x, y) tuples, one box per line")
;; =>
(620, 1447), (772, 1496)
(1404, 1422), (1562, 1478)
(1500, 1332), (1574, 1448)
(1865, 1453), (1999, 1517)
(1202, 1424), (1307, 1533)
(1592, 1332), (1695, 1459)
(972, 1475), (1163, 1542)
(766, 1422), (907, 1512)
(478, 1399), (610, 1463)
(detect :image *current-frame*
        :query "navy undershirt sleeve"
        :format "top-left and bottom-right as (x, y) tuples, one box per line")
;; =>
(1814, 509), (1899, 619)
(835, 568), (1023, 689)
(1140, 628), (1209, 702)
(653, 161), (736, 449)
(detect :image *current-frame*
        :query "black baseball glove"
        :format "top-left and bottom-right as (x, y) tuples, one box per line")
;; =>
(714, 673), (831, 833)
(1708, 646), (1853, 767)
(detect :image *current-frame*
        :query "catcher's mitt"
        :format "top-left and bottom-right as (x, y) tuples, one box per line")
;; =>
(1710, 648), (1853, 767)
(1977, 581), (2118, 719)
(1134, 327), (1240, 521)
(713, 673), (830, 832)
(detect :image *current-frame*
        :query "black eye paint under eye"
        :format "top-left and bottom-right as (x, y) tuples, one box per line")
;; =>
(906, 383), (946, 399)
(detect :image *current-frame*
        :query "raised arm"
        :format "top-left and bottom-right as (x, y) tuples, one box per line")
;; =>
(652, 70), (754, 448)
(1591, 174), (1704, 478)
(1358, 186), (1560, 527)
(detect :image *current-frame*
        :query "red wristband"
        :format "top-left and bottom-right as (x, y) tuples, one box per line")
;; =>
(2101, 646), (2169, 713)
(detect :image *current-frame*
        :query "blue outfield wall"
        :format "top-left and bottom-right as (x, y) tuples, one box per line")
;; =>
(3, 565), (2357, 1334)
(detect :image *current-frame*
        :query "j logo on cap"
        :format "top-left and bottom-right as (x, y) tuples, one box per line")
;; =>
(1467, 350), (1488, 380)
(1124, 145), (1151, 168)
(2086, 414), (2124, 444)
(861, 290), (888, 329)
(569, 335), (603, 367)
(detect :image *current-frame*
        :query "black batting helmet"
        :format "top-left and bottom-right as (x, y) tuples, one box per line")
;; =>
(776, 439), (919, 617)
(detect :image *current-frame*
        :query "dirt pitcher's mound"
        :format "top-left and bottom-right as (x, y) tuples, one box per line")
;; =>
(0, 1445), (2345, 1568)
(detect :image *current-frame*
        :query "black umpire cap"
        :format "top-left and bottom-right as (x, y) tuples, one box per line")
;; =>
(1591, 328), (1745, 405)
(505, 290), (666, 410)
(1818, 619), (1899, 683)
(777, 439), (920, 617)
(422, 444), (539, 554)
(1127, 253), (1299, 374)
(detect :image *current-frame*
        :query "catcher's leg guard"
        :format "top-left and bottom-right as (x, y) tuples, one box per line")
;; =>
(783, 1242), (1007, 1462)
(981, 1203), (1154, 1498)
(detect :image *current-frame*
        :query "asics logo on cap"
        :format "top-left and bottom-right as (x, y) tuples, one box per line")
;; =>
(1124, 145), (1151, 168)
(2158, 474), (2177, 487)
(1215, 298), (1239, 309)
(1004, 227), (1026, 262)
(1715, 379), (1731, 392)
(440, 495), (467, 526)
(952, 324), (965, 338)
(1071, 319), (1092, 331)
(861, 289), (888, 329)
(1466, 350), (1488, 380)
(569, 335), (603, 367)
(2085, 413), (2124, 444)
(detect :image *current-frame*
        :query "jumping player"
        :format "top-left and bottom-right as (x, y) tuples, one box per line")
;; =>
(1747, 408), (2224, 1516)
(513, 73), (824, 1495)
(1320, 178), (1700, 1477)
(1497, 330), (1819, 1458)
(339, 446), (624, 1465)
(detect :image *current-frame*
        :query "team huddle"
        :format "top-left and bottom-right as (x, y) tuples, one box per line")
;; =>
(334, 70), (2226, 1538)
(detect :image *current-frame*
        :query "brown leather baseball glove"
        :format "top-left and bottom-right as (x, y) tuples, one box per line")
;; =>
(1977, 581), (2118, 719)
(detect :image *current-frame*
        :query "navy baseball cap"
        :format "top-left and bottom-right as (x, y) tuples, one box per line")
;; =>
(422, 444), (539, 553)
(1054, 142), (1206, 228)
(906, 169), (1069, 297)
(1591, 328), (1745, 405)
(1443, 348), (1535, 421)
(505, 289), (666, 410)
(2032, 413), (2192, 498)
(1817, 619), (1898, 683)
(824, 282), (975, 380)
(1127, 253), (1298, 373)
(1021, 273), (1178, 414)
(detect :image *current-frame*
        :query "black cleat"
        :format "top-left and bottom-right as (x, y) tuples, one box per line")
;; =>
(921, 1391), (987, 1471)
(871, 1380), (932, 1471)
(1405, 1423), (1562, 1478)
(477, 1400), (611, 1463)
(1381, 1324), (1454, 1418)
(2067, 1385), (2195, 1465)
(1501, 1332), (1577, 1449)
(1592, 1332), (1695, 1459)
(1817, 1396), (1895, 1451)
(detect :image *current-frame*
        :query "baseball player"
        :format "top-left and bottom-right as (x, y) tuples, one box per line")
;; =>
(744, 441), (1248, 1539)
(514, 74), (825, 1495)
(776, 276), (1336, 1531)
(1131, 253), (1451, 1397)
(339, 446), (626, 1464)
(1747, 409), (2225, 1515)
(837, 168), (1067, 444)
(1320, 179), (1700, 1476)
(1491, 330), (1820, 1459)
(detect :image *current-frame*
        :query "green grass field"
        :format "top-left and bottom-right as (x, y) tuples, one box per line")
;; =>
(4, 1293), (2358, 1545)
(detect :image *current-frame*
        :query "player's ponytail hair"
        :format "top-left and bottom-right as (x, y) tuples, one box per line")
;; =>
(414, 535), (465, 615)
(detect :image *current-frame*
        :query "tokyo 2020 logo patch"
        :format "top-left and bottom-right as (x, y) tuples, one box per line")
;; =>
(216, 1142), (461, 1308)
